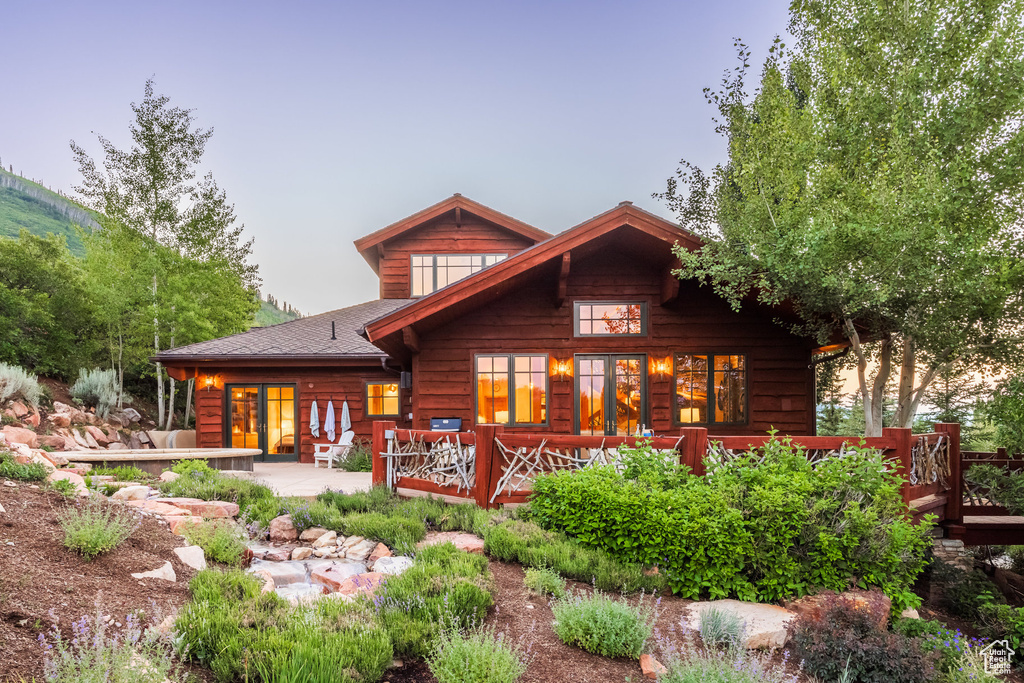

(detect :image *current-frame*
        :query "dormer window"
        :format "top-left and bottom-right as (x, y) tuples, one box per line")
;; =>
(411, 254), (507, 297)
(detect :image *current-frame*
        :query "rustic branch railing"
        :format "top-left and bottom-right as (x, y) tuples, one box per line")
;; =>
(371, 421), (963, 518)
(960, 448), (1024, 517)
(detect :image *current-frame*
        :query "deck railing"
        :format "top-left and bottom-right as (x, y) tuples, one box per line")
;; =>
(959, 448), (1024, 518)
(371, 421), (961, 518)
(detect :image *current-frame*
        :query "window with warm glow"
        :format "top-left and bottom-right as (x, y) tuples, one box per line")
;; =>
(574, 302), (646, 336)
(674, 354), (747, 425)
(476, 354), (547, 425)
(411, 254), (507, 296)
(366, 381), (400, 417)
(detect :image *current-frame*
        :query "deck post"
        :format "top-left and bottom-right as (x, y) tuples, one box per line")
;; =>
(680, 427), (709, 477)
(883, 427), (914, 508)
(935, 422), (962, 523)
(371, 420), (397, 488)
(474, 425), (500, 509)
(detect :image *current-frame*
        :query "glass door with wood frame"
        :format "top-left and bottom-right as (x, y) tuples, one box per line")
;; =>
(227, 384), (297, 462)
(575, 355), (647, 436)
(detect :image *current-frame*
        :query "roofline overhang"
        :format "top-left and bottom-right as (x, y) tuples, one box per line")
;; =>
(155, 354), (390, 366)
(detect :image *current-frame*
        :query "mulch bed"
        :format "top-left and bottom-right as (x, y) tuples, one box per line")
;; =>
(0, 482), (203, 681)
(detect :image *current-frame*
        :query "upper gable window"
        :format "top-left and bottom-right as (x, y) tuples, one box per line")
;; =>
(410, 254), (507, 297)
(574, 302), (647, 336)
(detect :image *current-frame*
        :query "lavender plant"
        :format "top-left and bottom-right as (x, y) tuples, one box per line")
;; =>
(428, 622), (531, 683)
(550, 588), (658, 659)
(57, 498), (140, 560)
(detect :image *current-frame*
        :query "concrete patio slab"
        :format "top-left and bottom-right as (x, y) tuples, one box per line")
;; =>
(246, 463), (372, 498)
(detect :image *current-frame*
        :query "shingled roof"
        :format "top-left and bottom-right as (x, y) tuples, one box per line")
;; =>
(155, 299), (413, 361)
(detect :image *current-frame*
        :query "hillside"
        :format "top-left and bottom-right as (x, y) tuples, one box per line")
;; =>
(0, 167), (100, 254)
(254, 296), (302, 326)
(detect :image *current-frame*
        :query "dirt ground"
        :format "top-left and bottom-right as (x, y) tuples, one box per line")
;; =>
(0, 483), (201, 681)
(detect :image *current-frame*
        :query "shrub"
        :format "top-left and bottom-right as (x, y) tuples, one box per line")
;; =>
(89, 465), (148, 482)
(57, 499), (139, 560)
(531, 436), (932, 606)
(484, 519), (663, 593)
(0, 449), (49, 481)
(428, 625), (530, 683)
(70, 367), (120, 418)
(658, 642), (799, 683)
(337, 440), (373, 472)
(698, 606), (744, 649)
(170, 458), (215, 476)
(978, 602), (1024, 666)
(50, 478), (78, 498)
(523, 567), (567, 598)
(550, 589), (656, 659)
(617, 439), (690, 489)
(181, 521), (247, 566)
(789, 591), (937, 682)
(0, 362), (41, 407)
(374, 542), (494, 659)
(335, 511), (426, 553)
(317, 485), (396, 514)
(931, 562), (1003, 621)
(42, 602), (181, 683)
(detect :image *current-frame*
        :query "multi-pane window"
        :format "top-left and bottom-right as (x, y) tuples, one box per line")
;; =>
(574, 302), (646, 336)
(366, 381), (400, 417)
(674, 354), (747, 425)
(476, 354), (548, 425)
(410, 254), (507, 296)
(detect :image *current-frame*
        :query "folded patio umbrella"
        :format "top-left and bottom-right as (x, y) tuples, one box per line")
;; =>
(325, 400), (336, 442)
(340, 400), (352, 433)
(309, 400), (320, 438)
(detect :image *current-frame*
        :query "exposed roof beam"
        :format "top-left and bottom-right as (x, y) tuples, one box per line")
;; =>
(661, 266), (680, 305)
(555, 252), (571, 307)
(402, 326), (421, 353)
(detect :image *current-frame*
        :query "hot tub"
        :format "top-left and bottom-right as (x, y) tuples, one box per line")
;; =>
(56, 448), (262, 476)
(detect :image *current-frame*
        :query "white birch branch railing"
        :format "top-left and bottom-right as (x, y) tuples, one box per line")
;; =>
(909, 434), (950, 488)
(383, 432), (476, 492)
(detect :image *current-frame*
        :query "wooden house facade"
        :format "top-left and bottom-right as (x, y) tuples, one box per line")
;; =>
(157, 195), (823, 464)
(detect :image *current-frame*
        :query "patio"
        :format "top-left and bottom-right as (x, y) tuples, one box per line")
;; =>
(247, 462), (372, 498)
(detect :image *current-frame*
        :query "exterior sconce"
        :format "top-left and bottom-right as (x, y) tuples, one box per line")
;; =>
(553, 359), (572, 380)
(202, 374), (221, 390)
(652, 358), (672, 378)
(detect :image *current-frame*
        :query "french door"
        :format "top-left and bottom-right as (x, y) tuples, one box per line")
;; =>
(226, 384), (298, 462)
(575, 355), (647, 436)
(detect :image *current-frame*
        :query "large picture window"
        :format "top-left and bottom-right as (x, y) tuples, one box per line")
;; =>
(366, 381), (400, 417)
(411, 254), (507, 296)
(476, 354), (548, 425)
(574, 302), (646, 336)
(674, 354), (747, 425)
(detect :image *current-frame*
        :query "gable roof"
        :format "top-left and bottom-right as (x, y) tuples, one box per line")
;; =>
(155, 298), (414, 363)
(362, 201), (703, 358)
(353, 194), (552, 273)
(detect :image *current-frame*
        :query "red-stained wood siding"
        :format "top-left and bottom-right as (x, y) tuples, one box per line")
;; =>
(378, 215), (537, 299)
(194, 366), (411, 463)
(411, 250), (816, 436)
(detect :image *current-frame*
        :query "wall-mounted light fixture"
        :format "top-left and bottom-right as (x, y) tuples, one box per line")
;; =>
(652, 358), (672, 378)
(202, 374), (221, 390)
(553, 359), (572, 380)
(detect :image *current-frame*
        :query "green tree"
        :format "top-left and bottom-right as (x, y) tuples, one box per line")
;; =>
(71, 79), (258, 427)
(657, 0), (1024, 436)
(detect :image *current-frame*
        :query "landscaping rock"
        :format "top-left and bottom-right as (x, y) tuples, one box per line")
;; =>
(418, 531), (485, 555)
(47, 470), (88, 495)
(166, 516), (202, 535)
(901, 607), (920, 620)
(72, 431), (92, 449)
(160, 499), (239, 518)
(85, 426), (109, 445)
(106, 443), (127, 450)
(173, 545), (207, 571)
(640, 654), (667, 679)
(368, 542), (392, 565)
(253, 569), (276, 593)
(311, 530), (338, 548)
(250, 560), (306, 587)
(311, 563), (370, 592)
(38, 435), (67, 450)
(372, 556), (413, 575)
(291, 547), (313, 561)
(131, 561), (176, 582)
(127, 500), (193, 517)
(263, 546), (296, 562)
(340, 535), (365, 550)
(269, 515), (298, 542)
(111, 485), (151, 501)
(0, 503), (6, 514)
(345, 539), (378, 563)
(2, 426), (38, 449)
(83, 430), (100, 449)
(122, 408), (142, 423)
(335, 572), (386, 598)
(10, 401), (28, 417)
(685, 600), (794, 649)
(300, 527), (329, 542)
(49, 414), (72, 428)
(784, 589), (891, 632)
(158, 471), (180, 483)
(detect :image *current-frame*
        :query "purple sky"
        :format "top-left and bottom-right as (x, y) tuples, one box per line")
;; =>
(1, 0), (792, 314)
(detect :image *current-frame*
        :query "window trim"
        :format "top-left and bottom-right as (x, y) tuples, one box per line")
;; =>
(671, 352), (749, 427)
(365, 380), (402, 419)
(409, 253), (508, 297)
(473, 352), (550, 427)
(573, 300), (648, 337)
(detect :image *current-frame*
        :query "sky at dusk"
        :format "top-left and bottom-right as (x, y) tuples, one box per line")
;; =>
(1, 0), (794, 314)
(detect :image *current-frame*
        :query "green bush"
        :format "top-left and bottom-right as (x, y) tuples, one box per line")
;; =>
(485, 519), (665, 593)
(697, 606), (744, 649)
(182, 521), (247, 566)
(375, 542), (493, 659)
(789, 591), (937, 682)
(334, 511), (426, 554)
(317, 485), (396, 514)
(894, 617), (995, 677)
(931, 562), (1003, 620)
(176, 569), (392, 683)
(530, 436), (931, 606)
(70, 367), (120, 418)
(988, 375), (1024, 456)
(0, 362), (40, 407)
(550, 589), (656, 659)
(50, 478), (78, 498)
(523, 567), (567, 598)
(428, 625), (529, 683)
(89, 465), (148, 482)
(979, 603), (1024, 667)
(170, 458), (215, 476)
(0, 449), (49, 481)
(337, 440), (373, 472)
(58, 499), (138, 560)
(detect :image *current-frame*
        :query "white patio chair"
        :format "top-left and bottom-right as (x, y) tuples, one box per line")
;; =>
(313, 430), (355, 468)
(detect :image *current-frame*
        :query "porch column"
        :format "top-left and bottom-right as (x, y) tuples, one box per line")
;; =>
(372, 420), (396, 488)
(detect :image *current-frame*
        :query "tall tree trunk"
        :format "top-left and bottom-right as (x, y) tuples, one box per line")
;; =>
(183, 378), (194, 430)
(165, 377), (176, 431)
(844, 317), (894, 437)
(116, 325), (125, 410)
(869, 338), (892, 436)
(154, 273), (164, 426)
(895, 337), (916, 429)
